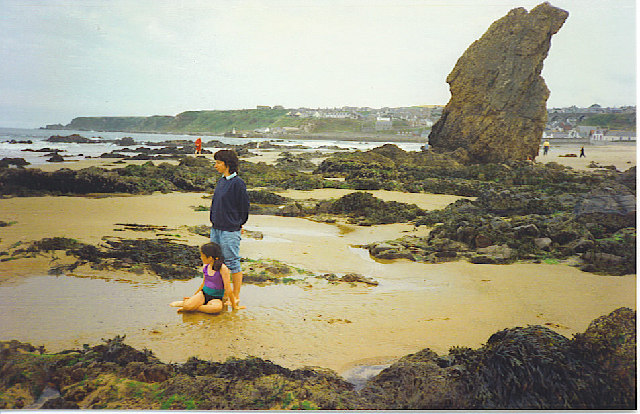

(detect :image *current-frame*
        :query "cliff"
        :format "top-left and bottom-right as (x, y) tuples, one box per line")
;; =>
(45, 108), (289, 134)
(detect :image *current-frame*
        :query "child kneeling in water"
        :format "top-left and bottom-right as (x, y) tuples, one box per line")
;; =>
(170, 242), (245, 313)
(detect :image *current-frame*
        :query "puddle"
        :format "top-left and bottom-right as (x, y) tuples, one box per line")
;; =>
(252, 225), (337, 238)
(0, 275), (189, 341)
(341, 363), (393, 390)
(27, 386), (61, 409)
(0, 260), (634, 373)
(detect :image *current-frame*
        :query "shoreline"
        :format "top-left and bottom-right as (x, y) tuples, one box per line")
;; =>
(35, 128), (426, 142)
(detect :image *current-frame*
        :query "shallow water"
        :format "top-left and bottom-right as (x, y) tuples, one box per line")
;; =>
(1, 258), (634, 375)
(0, 191), (635, 375)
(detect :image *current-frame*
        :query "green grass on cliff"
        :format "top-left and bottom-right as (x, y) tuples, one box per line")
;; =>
(169, 109), (288, 133)
(65, 109), (377, 134)
(578, 113), (636, 131)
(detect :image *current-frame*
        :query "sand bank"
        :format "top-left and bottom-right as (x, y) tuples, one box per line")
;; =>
(536, 142), (636, 171)
(0, 190), (634, 373)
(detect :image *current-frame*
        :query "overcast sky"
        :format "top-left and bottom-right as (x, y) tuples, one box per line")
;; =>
(0, 0), (636, 128)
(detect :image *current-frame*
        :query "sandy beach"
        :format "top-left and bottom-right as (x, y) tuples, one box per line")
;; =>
(0, 143), (636, 375)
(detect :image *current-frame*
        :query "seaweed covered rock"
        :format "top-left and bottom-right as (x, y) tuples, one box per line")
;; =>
(360, 308), (636, 410)
(274, 151), (316, 170)
(580, 227), (636, 275)
(459, 326), (607, 409)
(574, 183), (636, 232)
(14, 237), (201, 280)
(571, 307), (636, 408)
(428, 3), (568, 163)
(359, 348), (472, 409)
(328, 191), (425, 225)
(0, 156), (336, 196)
(0, 157), (29, 168)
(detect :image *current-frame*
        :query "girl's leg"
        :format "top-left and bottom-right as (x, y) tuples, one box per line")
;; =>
(177, 291), (205, 312)
(197, 298), (223, 314)
(170, 296), (192, 307)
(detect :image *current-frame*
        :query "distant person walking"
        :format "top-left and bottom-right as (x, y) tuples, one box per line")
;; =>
(543, 140), (550, 156)
(579, 146), (585, 158)
(195, 137), (202, 155)
(210, 149), (250, 308)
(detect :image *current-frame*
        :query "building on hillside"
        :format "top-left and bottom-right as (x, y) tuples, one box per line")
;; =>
(589, 129), (636, 142)
(375, 117), (393, 131)
(542, 129), (581, 139)
(596, 130), (636, 142)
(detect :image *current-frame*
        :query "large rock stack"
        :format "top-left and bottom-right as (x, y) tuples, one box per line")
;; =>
(429, 2), (568, 163)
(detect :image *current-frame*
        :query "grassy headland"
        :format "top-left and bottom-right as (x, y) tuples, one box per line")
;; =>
(44, 108), (426, 139)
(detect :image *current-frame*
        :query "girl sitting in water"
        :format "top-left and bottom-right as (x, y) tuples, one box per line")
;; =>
(170, 242), (244, 313)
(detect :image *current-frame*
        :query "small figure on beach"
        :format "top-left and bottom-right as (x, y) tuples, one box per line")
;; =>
(579, 146), (585, 158)
(170, 242), (244, 313)
(194, 137), (202, 155)
(543, 140), (550, 155)
(210, 149), (250, 307)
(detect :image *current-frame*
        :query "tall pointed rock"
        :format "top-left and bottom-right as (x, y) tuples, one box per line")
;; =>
(428, 2), (568, 163)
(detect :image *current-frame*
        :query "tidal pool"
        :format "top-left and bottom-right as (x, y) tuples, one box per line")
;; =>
(0, 192), (635, 376)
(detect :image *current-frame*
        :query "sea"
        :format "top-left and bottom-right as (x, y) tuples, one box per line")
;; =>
(0, 127), (424, 167)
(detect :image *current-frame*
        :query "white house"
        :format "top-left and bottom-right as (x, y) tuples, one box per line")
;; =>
(590, 130), (636, 142)
(375, 117), (393, 131)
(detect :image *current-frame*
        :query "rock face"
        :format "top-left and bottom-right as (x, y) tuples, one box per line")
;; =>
(429, 2), (569, 163)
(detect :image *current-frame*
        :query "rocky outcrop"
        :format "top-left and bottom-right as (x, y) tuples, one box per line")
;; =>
(428, 2), (569, 163)
(574, 183), (636, 231)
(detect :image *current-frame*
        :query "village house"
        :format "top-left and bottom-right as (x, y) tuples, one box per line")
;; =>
(375, 116), (393, 131)
(542, 129), (581, 139)
(592, 130), (637, 142)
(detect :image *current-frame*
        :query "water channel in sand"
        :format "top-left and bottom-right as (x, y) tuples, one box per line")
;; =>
(0, 190), (635, 376)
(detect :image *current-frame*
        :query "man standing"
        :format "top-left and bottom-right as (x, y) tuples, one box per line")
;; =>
(210, 149), (249, 308)
(543, 140), (550, 155)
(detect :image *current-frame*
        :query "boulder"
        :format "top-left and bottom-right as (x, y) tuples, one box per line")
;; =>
(476, 244), (514, 261)
(276, 203), (304, 217)
(534, 237), (552, 250)
(428, 3), (568, 163)
(574, 184), (636, 231)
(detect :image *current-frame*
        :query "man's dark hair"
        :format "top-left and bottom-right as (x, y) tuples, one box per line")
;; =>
(214, 149), (239, 174)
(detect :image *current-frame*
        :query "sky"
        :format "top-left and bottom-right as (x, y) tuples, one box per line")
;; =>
(0, 0), (636, 128)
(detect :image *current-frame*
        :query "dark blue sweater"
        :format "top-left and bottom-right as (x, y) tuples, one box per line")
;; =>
(210, 175), (250, 231)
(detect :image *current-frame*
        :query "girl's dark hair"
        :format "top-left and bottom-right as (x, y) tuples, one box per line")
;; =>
(214, 149), (239, 174)
(201, 242), (224, 271)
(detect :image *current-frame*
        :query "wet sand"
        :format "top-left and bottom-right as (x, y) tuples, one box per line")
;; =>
(0, 187), (635, 374)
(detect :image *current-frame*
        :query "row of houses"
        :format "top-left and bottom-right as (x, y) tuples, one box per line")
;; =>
(543, 126), (636, 142)
(548, 104), (636, 114)
(286, 105), (443, 125)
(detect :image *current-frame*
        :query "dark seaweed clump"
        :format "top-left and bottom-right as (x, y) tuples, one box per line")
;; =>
(359, 307), (636, 410)
(0, 156), (339, 196)
(12, 237), (201, 280)
(11, 237), (342, 285)
(0, 308), (634, 410)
